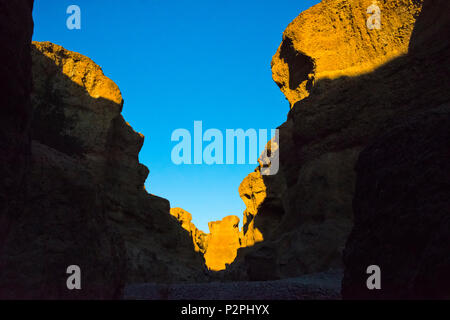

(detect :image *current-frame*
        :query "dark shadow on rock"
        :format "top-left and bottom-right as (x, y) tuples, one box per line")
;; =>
(0, 43), (206, 299)
(342, 104), (450, 299)
(342, 0), (450, 299)
(278, 37), (315, 90)
(223, 0), (450, 284)
(0, 0), (34, 265)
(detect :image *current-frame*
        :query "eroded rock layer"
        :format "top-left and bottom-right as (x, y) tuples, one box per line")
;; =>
(226, 0), (450, 282)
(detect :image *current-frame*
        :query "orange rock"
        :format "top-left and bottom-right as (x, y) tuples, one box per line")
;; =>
(238, 171), (265, 247)
(203, 216), (242, 271)
(170, 208), (209, 253)
(272, 0), (423, 106)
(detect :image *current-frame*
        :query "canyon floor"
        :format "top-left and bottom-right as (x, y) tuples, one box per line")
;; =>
(124, 270), (342, 300)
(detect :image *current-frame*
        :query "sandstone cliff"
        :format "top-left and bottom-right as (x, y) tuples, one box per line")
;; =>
(272, 0), (423, 107)
(0, 38), (206, 298)
(226, 0), (450, 281)
(343, 0), (450, 299)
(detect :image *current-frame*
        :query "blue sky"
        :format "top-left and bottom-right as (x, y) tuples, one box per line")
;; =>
(32, 0), (320, 231)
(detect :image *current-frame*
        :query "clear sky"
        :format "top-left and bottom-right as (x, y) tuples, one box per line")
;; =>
(32, 0), (320, 232)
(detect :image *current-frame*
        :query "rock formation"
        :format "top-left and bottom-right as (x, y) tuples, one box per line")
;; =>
(272, 0), (423, 107)
(238, 172), (265, 248)
(0, 0), (34, 264)
(0, 37), (206, 298)
(203, 215), (242, 271)
(225, 0), (449, 282)
(343, 0), (450, 299)
(170, 208), (245, 271)
(170, 208), (209, 254)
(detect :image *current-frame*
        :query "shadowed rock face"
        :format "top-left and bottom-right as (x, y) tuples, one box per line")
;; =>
(0, 40), (206, 299)
(343, 105), (450, 299)
(225, 0), (449, 282)
(343, 0), (450, 299)
(0, 0), (34, 262)
(170, 208), (209, 254)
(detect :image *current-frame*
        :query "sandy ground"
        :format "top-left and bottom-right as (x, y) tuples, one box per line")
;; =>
(124, 270), (342, 300)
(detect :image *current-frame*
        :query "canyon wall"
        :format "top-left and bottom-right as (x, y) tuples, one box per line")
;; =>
(343, 0), (450, 299)
(272, 0), (423, 107)
(0, 33), (206, 298)
(0, 0), (34, 263)
(225, 0), (449, 281)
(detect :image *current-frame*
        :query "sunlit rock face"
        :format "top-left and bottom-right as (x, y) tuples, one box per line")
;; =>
(203, 216), (242, 271)
(170, 209), (245, 271)
(238, 172), (266, 248)
(272, 0), (423, 107)
(224, 0), (449, 282)
(170, 208), (209, 254)
(0, 41), (206, 298)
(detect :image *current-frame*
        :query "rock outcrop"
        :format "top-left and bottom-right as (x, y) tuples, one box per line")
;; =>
(272, 0), (423, 107)
(0, 40), (206, 298)
(170, 208), (247, 272)
(343, 0), (450, 299)
(203, 216), (242, 271)
(226, 0), (450, 282)
(238, 172), (266, 248)
(170, 208), (209, 254)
